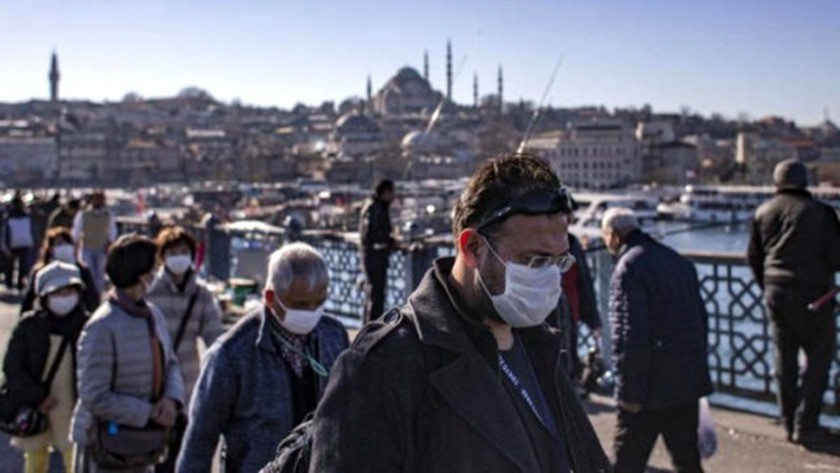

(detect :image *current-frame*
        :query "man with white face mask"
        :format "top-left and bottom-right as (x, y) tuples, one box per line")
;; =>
(177, 242), (349, 473)
(307, 155), (610, 473)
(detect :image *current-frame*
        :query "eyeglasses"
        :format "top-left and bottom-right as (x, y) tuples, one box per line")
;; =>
(484, 237), (577, 273)
(475, 187), (577, 232)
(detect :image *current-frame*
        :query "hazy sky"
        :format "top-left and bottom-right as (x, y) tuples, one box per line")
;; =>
(1, 0), (838, 125)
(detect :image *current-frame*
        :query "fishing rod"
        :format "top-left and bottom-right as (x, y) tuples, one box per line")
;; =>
(516, 56), (564, 154)
(808, 286), (840, 312)
(582, 219), (737, 253)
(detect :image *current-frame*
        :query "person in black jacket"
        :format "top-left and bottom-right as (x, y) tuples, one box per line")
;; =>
(359, 179), (397, 323)
(20, 227), (100, 316)
(4, 261), (89, 473)
(747, 159), (840, 446)
(308, 155), (611, 473)
(602, 207), (712, 473)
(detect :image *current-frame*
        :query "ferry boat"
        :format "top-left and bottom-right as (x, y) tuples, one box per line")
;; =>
(657, 185), (840, 222)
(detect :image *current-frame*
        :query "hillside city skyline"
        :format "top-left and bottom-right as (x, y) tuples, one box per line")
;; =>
(2, 0), (838, 124)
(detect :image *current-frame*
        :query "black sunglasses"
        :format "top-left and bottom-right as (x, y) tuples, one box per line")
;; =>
(475, 187), (577, 232)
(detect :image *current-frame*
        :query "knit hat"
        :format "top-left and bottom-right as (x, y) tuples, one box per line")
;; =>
(773, 159), (808, 190)
(36, 261), (84, 297)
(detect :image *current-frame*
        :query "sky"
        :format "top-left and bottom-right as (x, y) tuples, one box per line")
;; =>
(1, 0), (838, 125)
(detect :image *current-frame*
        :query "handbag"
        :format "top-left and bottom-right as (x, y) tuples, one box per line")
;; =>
(90, 324), (171, 468)
(0, 335), (71, 437)
(92, 421), (170, 468)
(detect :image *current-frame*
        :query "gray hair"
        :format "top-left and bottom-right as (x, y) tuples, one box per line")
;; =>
(265, 242), (329, 293)
(601, 207), (640, 237)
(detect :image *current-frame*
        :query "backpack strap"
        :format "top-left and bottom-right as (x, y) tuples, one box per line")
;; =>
(173, 291), (199, 352)
(42, 336), (72, 390)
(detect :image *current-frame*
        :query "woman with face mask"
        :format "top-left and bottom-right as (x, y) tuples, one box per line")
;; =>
(20, 227), (101, 316)
(70, 234), (184, 472)
(4, 261), (89, 473)
(146, 226), (223, 473)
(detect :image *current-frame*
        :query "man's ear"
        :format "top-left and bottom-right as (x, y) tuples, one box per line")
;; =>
(458, 229), (483, 269)
(263, 288), (275, 308)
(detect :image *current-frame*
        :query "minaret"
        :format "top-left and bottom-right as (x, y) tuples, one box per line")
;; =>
(473, 73), (479, 108)
(446, 40), (452, 102)
(423, 50), (429, 83)
(49, 51), (60, 103)
(497, 65), (504, 114)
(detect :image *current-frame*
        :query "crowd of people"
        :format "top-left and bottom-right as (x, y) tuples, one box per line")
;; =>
(0, 155), (837, 473)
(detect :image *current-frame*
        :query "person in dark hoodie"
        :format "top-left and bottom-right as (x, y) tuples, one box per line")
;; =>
(306, 154), (611, 473)
(747, 158), (840, 446)
(359, 179), (397, 323)
(4, 261), (89, 473)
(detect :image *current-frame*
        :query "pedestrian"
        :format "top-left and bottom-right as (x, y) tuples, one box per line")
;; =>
(4, 262), (89, 473)
(20, 227), (100, 316)
(551, 203), (602, 382)
(48, 198), (81, 230)
(359, 179), (397, 323)
(307, 155), (611, 472)
(747, 159), (840, 446)
(177, 242), (349, 473)
(3, 195), (36, 292)
(70, 234), (184, 472)
(601, 207), (712, 473)
(146, 226), (224, 473)
(72, 190), (117, 294)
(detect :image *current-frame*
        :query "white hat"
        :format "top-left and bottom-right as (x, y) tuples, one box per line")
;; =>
(35, 261), (84, 297)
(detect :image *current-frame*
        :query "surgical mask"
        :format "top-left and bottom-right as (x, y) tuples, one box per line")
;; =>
(477, 239), (562, 328)
(51, 244), (76, 264)
(165, 255), (192, 275)
(274, 295), (324, 335)
(47, 293), (79, 317)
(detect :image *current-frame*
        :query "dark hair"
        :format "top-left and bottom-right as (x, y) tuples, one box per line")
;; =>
(67, 199), (81, 210)
(452, 153), (561, 237)
(36, 226), (74, 270)
(156, 226), (197, 261)
(106, 234), (158, 289)
(375, 179), (394, 197)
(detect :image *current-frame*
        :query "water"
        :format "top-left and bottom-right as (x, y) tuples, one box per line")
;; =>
(653, 221), (749, 254)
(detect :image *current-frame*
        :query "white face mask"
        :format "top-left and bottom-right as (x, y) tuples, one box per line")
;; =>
(51, 244), (76, 264)
(47, 293), (79, 317)
(274, 295), (324, 335)
(478, 239), (562, 328)
(165, 255), (193, 275)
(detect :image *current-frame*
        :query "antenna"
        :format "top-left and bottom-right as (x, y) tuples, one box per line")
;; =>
(516, 56), (564, 154)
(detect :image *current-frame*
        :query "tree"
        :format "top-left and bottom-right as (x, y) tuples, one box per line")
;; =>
(177, 86), (214, 101)
(122, 92), (144, 103)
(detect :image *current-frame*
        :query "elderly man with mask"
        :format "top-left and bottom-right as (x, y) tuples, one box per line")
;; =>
(307, 155), (610, 472)
(602, 208), (712, 473)
(176, 242), (349, 473)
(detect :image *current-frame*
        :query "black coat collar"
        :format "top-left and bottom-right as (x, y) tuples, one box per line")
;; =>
(404, 257), (567, 473)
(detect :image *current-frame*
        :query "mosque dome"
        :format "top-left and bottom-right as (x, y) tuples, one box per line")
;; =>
(335, 112), (381, 135)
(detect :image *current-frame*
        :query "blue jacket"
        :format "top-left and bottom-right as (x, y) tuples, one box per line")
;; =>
(609, 230), (712, 409)
(176, 306), (349, 473)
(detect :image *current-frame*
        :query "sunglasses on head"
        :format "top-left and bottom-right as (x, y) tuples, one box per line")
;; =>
(475, 187), (577, 232)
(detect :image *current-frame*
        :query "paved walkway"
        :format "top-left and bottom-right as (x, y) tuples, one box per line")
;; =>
(0, 293), (837, 472)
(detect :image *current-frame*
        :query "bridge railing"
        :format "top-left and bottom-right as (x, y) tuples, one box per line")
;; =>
(117, 217), (839, 415)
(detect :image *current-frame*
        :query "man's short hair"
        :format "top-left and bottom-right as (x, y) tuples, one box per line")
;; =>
(106, 234), (158, 288)
(601, 207), (640, 237)
(265, 242), (329, 294)
(156, 226), (197, 260)
(452, 153), (561, 237)
(375, 179), (395, 197)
